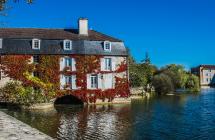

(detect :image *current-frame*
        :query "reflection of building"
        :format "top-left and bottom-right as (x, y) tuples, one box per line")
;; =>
(191, 65), (215, 86)
(57, 105), (130, 140)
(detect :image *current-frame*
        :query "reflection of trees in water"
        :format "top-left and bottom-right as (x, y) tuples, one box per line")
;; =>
(57, 105), (131, 140)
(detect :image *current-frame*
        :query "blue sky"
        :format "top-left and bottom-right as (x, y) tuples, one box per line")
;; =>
(1, 0), (215, 69)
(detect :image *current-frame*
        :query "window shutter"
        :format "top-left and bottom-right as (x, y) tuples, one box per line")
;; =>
(60, 57), (65, 71)
(72, 75), (77, 89)
(101, 58), (105, 71)
(60, 75), (65, 90)
(63, 40), (65, 49)
(70, 41), (72, 49)
(103, 74), (113, 89)
(0, 38), (2, 49)
(112, 58), (116, 71)
(72, 58), (76, 71)
(87, 74), (91, 89)
(98, 74), (102, 89)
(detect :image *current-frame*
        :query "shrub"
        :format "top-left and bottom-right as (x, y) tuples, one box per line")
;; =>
(152, 74), (174, 95)
(129, 72), (142, 87)
(185, 74), (200, 92)
(0, 81), (54, 105)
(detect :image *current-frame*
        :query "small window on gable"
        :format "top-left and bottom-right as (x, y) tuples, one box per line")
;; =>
(0, 38), (2, 49)
(64, 40), (72, 50)
(32, 39), (41, 50)
(104, 41), (111, 52)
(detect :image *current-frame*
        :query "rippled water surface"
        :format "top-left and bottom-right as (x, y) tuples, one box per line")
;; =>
(1, 89), (215, 140)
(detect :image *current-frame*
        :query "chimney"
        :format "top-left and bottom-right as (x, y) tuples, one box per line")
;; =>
(78, 18), (88, 36)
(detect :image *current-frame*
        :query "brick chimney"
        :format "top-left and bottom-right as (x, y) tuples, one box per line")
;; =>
(78, 18), (88, 36)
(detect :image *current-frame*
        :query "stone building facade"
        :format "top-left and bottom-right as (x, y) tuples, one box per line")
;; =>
(191, 65), (215, 87)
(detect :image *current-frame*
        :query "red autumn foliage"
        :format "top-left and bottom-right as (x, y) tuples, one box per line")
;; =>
(59, 55), (130, 103)
(1, 54), (130, 103)
(0, 55), (60, 89)
(0, 55), (34, 83)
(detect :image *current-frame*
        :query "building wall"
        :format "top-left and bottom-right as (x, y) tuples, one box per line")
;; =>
(201, 69), (215, 86)
(59, 55), (128, 91)
(0, 73), (11, 88)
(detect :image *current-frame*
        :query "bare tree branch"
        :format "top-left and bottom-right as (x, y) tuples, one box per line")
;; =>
(0, 0), (33, 11)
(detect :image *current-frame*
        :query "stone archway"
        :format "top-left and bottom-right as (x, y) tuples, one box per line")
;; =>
(54, 95), (84, 105)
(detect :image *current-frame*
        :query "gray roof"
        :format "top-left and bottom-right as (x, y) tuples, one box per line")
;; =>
(0, 28), (122, 42)
(0, 39), (128, 56)
(0, 28), (127, 56)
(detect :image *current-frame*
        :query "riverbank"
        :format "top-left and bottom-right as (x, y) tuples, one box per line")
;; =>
(0, 111), (53, 140)
(88, 95), (151, 105)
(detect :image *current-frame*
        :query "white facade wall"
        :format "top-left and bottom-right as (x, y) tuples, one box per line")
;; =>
(60, 56), (127, 91)
(201, 69), (215, 85)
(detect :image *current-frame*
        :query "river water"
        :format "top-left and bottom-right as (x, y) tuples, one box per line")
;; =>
(1, 88), (215, 140)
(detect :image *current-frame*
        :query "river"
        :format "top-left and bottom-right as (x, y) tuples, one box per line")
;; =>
(1, 88), (215, 140)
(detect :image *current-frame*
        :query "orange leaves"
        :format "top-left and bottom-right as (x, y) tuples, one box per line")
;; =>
(1, 54), (130, 103)
(0, 55), (33, 83)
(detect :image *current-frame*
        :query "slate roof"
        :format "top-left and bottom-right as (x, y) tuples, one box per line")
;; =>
(200, 65), (215, 69)
(191, 65), (215, 71)
(0, 28), (127, 56)
(0, 28), (122, 42)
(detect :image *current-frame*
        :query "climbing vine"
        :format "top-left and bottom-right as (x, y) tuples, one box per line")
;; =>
(0, 55), (130, 103)
(60, 55), (130, 103)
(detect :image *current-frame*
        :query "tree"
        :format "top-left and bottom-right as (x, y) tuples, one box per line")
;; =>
(185, 74), (200, 92)
(159, 64), (188, 89)
(152, 73), (174, 95)
(153, 64), (200, 94)
(0, 0), (33, 11)
(142, 52), (151, 64)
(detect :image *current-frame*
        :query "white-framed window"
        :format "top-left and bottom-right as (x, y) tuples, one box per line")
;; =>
(65, 76), (72, 86)
(32, 39), (41, 50)
(65, 57), (72, 67)
(64, 75), (76, 89)
(64, 40), (72, 50)
(90, 75), (98, 89)
(104, 58), (112, 71)
(0, 38), (2, 49)
(104, 41), (111, 51)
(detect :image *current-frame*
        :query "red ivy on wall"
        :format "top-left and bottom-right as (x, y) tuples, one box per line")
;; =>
(0, 55), (60, 90)
(0, 55), (34, 84)
(60, 55), (130, 103)
(1, 55), (130, 103)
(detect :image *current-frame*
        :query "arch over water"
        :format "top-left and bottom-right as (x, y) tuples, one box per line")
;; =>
(54, 95), (84, 105)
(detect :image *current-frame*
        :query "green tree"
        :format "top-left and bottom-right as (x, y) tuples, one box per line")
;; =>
(142, 52), (151, 64)
(160, 64), (188, 89)
(185, 74), (200, 92)
(152, 73), (174, 95)
(128, 51), (157, 93)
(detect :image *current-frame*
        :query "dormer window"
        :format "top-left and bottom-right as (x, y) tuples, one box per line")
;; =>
(32, 39), (41, 50)
(104, 41), (111, 52)
(64, 40), (72, 50)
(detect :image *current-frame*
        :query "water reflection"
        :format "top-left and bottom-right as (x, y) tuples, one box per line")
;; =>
(1, 89), (215, 139)
(55, 105), (132, 140)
